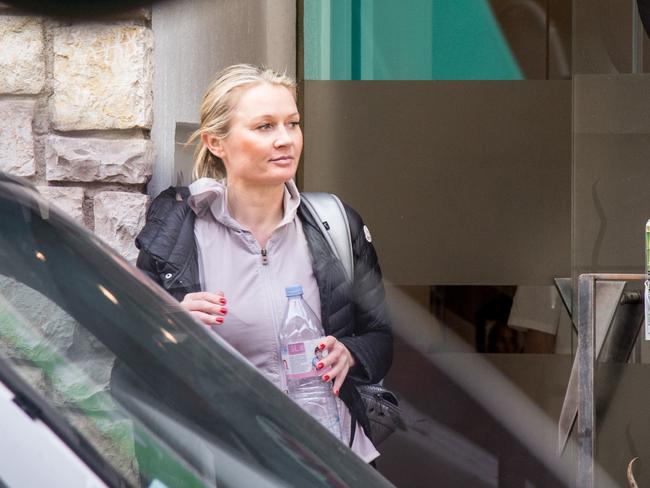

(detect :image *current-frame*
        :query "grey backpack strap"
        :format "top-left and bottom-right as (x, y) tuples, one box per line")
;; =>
(301, 192), (354, 282)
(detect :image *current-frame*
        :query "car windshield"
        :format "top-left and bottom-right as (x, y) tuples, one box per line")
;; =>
(0, 178), (393, 488)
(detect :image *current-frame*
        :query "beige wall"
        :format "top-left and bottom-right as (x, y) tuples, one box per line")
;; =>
(150, 0), (297, 195)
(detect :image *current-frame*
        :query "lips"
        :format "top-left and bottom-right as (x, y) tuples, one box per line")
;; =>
(269, 156), (293, 162)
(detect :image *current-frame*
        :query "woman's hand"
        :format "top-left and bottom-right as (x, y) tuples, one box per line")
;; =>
(180, 291), (228, 327)
(317, 336), (356, 396)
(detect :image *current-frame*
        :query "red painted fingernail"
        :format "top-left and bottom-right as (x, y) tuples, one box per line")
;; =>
(219, 298), (227, 305)
(323, 374), (330, 382)
(319, 344), (326, 350)
(334, 389), (339, 396)
(317, 362), (324, 370)
(215, 316), (224, 324)
(220, 307), (228, 314)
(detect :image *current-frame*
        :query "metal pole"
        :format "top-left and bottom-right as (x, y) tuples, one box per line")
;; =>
(575, 273), (644, 487)
(577, 274), (595, 488)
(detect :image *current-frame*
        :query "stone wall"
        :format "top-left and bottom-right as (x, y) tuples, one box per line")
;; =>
(0, 5), (153, 262)
(0, 8), (155, 481)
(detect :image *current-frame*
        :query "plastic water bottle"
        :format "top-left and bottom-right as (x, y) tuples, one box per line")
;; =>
(279, 284), (342, 440)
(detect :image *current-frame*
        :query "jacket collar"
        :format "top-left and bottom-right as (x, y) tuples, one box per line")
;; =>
(188, 178), (301, 232)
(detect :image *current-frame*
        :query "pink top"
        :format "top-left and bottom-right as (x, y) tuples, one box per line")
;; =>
(188, 178), (378, 463)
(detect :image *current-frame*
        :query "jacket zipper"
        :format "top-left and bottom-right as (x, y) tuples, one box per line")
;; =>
(258, 244), (285, 391)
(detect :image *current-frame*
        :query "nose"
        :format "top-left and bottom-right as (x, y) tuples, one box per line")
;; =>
(274, 125), (293, 147)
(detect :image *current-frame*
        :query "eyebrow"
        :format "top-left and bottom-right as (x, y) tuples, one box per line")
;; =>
(253, 112), (300, 119)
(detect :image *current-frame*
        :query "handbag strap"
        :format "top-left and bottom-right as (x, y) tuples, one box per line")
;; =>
(301, 192), (354, 282)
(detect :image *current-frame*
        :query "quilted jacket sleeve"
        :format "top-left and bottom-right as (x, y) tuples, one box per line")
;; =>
(133, 186), (194, 294)
(135, 249), (159, 285)
(134, 188), (172, 287)
(338, 205), (393, 385)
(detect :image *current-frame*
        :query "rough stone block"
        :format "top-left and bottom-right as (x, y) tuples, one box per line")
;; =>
(68, 414), (138, 485)
(46, 136), (153, 184)
(94, 191), (149, 263)
(13, 364), (48, 395)
(37, 186), (84, 224)
(0, 16), (45, 94)
(0, 100), (35, 176)
(51, 24), (153, 130)
(0, 275), (77, 364)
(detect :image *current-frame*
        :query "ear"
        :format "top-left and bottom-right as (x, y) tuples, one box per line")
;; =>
(201, 132), (226, 159)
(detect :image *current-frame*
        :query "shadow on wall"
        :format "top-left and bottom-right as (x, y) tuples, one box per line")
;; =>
(1, 0), (164, 18)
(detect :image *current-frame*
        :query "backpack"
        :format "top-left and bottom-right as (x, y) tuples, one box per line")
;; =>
(300, 193), (353, 281)
(301, 192), (405, 445)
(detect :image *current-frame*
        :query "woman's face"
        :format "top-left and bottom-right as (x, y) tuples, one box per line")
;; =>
(208, 83), (302, 188)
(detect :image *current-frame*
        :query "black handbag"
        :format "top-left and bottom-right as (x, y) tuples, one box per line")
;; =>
(357, 383), (405, 445)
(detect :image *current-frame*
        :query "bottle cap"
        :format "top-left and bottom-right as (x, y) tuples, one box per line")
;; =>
(285, 284), (303, 297)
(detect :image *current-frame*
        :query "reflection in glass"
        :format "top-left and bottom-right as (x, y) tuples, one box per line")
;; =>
(304, 0), (522, 80)
(424, 285), (574, 354)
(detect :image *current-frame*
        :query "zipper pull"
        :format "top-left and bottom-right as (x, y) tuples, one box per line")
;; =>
(261, 248), (268, 265)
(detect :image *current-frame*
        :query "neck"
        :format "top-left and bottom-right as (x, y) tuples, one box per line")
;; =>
(226, 180), (285, 248)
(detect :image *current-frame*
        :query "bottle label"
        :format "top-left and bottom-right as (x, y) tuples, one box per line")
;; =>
(282, 338), (330, 379)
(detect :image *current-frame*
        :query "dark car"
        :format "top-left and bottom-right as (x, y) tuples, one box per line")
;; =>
(0, 172), (394, 488)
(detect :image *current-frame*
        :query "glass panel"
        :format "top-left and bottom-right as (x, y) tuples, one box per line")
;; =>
(572, 0), (650, 486)
(304, 0), (523, 80)
(379, 284), (576, 486)
(302, 1), (576, 486)
(302, 80), (571, 285)
(304, 0), (572, 81)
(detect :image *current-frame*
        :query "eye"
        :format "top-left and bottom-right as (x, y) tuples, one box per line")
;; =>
(288, 121), (301, 128)
(256, 123), (273, 130)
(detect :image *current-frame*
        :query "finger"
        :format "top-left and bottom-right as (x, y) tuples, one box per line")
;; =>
(184, 299), (228, 316)
(319, 336), (337, 352)
(337, 343), (356, 368)
(189, 311), (225, 326)
(318, 345), (341, 369)
(330, 364), (349, 396)
(328, 340), (357, 369)
(324, 360), (344, 382)
(213, 290), (226, 302)
(184, 291), (227, 305)
(318, 336), (338, 364)
(323, 348), (348, 381)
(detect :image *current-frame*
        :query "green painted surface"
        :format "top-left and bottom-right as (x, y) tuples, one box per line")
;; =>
(0, 305), (206, 487)
(304, 0), (522, 80)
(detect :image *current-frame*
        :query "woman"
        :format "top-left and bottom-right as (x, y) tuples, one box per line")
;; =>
(135, 64), (392, 463)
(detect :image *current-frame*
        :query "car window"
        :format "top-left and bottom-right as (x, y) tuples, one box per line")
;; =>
(0, 181), (393, 488)
(0, 275), (208, 488)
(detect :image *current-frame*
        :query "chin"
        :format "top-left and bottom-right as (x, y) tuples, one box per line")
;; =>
(268, 167), (297, 184)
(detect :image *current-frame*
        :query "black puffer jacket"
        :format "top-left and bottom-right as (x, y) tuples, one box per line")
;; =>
(135, 186), (393, 443)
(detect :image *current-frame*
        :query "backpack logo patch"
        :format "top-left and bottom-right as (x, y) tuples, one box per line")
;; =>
(363, 225), (372, 243)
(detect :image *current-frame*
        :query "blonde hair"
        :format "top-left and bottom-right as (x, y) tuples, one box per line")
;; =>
(188, 64), (298, 180)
